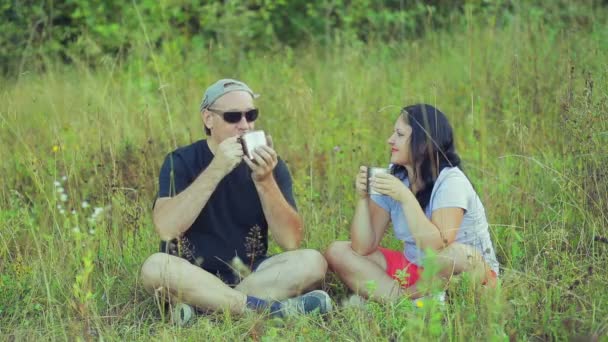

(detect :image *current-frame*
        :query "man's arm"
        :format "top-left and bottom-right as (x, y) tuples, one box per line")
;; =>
(153, 137), (243, 240)
(153, 163), (224, 240)
(253, 175), (303, 250)
(243, 141), (302, 250)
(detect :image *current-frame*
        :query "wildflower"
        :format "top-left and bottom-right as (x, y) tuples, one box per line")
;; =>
(231, 256), (251, 280)
(194, 256), (204, 267)
(59, 209), (65, 215)
(57, 187), (64, 194)
(415, 300), (424, 308)
(82, 201), (90, 209)
(333, 146), (341, 153)
(53, 181), (61, 187)
(89, 207), (104, 222)
(61, 175), (67, 181)
(88, 229), (96, 235)
(60, 194), (68, 202)
(93, 207), (104, 217)
(72, 227), (80, 233)
(57, 204), (62, 209)
(52, 145), (60, 153)
(71, 210), (77, 215)
(245, 225), (263, 260)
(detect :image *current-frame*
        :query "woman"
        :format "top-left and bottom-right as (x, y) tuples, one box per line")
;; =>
(325, 104), (499, 301)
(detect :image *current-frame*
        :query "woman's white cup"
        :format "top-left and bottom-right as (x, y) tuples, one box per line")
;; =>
(367, 167), (389, 195)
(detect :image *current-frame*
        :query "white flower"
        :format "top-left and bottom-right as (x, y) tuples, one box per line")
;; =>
(88, 229), (96, 235)
(57, 204), (62, 209)
(57, 187), (64, 194)
(61, 175), (67, 181)
(53, 181), (61, 187)
(59, 209), (65, 215)
(72, 227), (80, 233)
(71, 210), (77, 215)
(60, 194), (68, 202)
(89, 207), (105, 222)
(82, 201), (90, 209)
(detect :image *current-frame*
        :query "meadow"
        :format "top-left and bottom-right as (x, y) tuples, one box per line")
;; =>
(1, 5), (608, 341)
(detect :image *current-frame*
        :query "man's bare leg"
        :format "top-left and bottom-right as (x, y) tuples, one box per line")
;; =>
(141, 249), (330, 315)
(140, 253), (247, 314)
(235, 249), (327, 300)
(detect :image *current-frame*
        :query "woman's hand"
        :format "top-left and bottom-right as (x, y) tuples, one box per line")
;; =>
(370, 173), (411, 203)
(355, 166), (369, 198)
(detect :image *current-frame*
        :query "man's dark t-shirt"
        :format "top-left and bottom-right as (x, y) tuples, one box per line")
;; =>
(156, 139), (296, 279)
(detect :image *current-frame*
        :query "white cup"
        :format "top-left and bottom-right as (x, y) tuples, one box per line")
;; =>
(367, 167), (389, 195)
(240, 130), (268, 161)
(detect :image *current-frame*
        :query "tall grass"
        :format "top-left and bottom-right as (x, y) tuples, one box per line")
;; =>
(1, 9), (607, 341)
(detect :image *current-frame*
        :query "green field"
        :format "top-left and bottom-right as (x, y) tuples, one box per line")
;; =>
(1, 3), (608, 341)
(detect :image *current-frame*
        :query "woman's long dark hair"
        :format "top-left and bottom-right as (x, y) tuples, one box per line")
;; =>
(390, 104), (462, 209)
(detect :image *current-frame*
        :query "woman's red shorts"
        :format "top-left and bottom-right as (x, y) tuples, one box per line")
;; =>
(378, 247), (497, 288)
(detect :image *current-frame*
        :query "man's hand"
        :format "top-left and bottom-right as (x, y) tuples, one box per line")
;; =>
(211, 136), (244, 175)
(244, 135), (278, 182)
(355, 166), (369, 198)
(370, 173), (410, 203)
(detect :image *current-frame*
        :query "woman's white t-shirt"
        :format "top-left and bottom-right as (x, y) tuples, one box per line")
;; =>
(372, 167), (500, 274)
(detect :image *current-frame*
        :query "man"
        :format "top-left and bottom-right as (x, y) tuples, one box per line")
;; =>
(141, 79), (331, 323)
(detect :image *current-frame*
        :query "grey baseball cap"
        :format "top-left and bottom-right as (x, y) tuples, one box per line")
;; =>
(199, 79), (259, 112)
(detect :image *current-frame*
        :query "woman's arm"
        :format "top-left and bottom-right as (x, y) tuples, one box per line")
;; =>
(351, 166), (390, 255)
(372, 173), (463, 251)
(398, 189), (464, 250)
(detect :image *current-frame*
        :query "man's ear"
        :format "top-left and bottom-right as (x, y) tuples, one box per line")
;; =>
(202, 110), (213, 131)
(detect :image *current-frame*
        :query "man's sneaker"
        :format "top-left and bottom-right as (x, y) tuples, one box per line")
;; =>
(277, 290), (333, 317)
(171, 303), (194, 326)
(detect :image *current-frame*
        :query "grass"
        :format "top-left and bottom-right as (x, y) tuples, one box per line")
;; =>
(1, 8), (608, 341)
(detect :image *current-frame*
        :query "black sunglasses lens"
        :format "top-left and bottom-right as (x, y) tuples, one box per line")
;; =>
(223, 112), (243, 123)
(245, 109), (259, 122)
(222, 109), (258, 123)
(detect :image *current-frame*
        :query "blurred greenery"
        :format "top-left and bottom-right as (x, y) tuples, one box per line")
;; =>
(1, 0), (605, 74)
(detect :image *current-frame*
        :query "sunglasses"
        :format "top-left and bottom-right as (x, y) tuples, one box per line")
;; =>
(207, 108), (259, 123)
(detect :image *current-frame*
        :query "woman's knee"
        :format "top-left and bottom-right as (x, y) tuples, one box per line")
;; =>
(324, 241), (353, 269)
(436, 243), (482, 275)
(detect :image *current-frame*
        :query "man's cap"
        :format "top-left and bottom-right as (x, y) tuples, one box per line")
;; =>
(199, 79), (259, 112)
